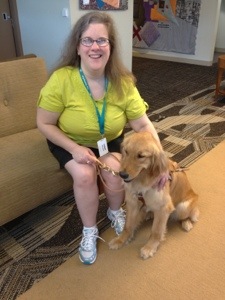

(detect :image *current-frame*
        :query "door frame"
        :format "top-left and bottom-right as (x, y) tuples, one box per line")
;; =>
(9, 0), (23, 56)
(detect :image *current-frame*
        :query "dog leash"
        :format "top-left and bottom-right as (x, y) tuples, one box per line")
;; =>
(171, 167), (189, 172)
(96, 159), (119, 176)
(168, 166), (190, 183)
(95, 155), (124, 193)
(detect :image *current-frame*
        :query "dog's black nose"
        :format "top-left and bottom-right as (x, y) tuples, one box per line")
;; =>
(119, 171), (129, 179)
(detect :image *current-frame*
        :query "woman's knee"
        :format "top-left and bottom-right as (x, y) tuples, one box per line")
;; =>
(65, 162), (97, 186)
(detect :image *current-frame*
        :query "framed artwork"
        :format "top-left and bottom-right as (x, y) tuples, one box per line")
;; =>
(79, 0), (128, 11)
(133, 0), (201, 55)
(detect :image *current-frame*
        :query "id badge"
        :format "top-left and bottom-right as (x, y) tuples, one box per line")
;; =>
(97, 137), (108, 157)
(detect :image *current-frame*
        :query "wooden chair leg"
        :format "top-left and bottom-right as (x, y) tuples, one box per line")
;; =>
(215, 55), (225, 98)
(215, 68), (224, 97)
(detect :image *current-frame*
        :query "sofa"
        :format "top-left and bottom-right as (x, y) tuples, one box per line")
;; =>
(0, 56), (73, 226)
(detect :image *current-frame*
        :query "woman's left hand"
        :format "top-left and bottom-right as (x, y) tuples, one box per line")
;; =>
(153, 172), (170, 191)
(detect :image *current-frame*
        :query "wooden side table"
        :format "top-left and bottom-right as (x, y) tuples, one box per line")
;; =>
(215, 54), (225, 97)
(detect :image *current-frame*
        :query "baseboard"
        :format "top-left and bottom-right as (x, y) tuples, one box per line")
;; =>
(132, 50), (213, 66)
(215, 47), (225, 53)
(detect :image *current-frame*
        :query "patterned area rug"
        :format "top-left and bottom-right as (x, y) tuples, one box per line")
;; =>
(148, 87), (225, 165)
(0, 84), (225, 299)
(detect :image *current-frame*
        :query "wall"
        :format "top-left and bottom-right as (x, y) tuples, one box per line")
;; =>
(16, 0), (133, 71)
(133, 0), (222, 66)
(15, 0), (223, 69)
(215, 0), (225, 52)
(17, 0), (71, 71)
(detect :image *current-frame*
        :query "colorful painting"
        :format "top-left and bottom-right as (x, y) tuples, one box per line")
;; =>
(133, 0), (201, 55)
(79, 0), (128, 10)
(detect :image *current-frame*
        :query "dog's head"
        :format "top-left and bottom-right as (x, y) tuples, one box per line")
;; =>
(119, 132), (168, 183)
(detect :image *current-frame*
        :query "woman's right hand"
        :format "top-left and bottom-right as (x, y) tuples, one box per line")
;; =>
(71, 145), (97, 165)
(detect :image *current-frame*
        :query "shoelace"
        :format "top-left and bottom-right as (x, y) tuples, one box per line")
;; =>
(110, 210), (126, 232)
(81, 230), (105, 250)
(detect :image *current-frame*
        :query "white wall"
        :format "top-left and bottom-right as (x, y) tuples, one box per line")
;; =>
(215, 0), (225, 52)
(133, 0), (222, 66)
(17, 0), (133, 71)
(17, 0), (72, 71)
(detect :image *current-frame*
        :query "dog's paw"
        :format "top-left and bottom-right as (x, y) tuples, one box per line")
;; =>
(181, 219), (193, 231)
(108, 236), (124, 250)
(140, 246), (156, 260)
(190, 207), (200, 223)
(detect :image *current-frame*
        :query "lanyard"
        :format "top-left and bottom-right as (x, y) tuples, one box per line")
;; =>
(79, 68), (108, 136)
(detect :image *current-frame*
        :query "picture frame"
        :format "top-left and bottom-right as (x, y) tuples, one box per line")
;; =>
(79, 0), (128, 11)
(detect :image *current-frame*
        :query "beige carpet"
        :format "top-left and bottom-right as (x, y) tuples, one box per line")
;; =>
(18, 141), (225, 300)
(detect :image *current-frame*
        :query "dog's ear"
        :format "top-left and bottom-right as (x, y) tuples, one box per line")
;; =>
(120, 139), (126, 155)
(148, 148), (169, 177)
(120, 141), (124, 153)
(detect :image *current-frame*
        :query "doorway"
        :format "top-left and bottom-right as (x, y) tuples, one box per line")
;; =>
(0, 0), (23, 61)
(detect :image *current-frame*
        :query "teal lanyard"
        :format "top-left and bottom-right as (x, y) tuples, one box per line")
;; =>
(79, 68), (108, 137)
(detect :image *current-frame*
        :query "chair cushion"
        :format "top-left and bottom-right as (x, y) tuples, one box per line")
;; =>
(0, 129), (73, 225)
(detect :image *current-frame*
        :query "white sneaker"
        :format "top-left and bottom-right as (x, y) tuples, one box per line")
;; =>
(107, 208), (126, 235)
(79, 227), (98, 265)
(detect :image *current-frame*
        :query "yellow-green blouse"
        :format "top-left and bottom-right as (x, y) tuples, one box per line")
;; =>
(38, 67), (148, 148)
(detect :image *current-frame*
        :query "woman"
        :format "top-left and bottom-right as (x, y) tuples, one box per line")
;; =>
(37, 11), (162, 265)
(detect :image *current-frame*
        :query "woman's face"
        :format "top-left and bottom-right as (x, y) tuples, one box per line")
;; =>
(77, 23), (111, 75)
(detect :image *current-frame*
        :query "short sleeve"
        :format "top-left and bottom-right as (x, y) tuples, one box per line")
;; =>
(125, 85), (149, 120)
(37, 72), (64, 113)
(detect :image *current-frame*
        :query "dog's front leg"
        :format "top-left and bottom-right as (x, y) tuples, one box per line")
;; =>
(140, 202), (174, 259)
(109, 194), (144, 250)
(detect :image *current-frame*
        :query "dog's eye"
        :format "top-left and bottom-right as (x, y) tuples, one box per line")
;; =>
(137, 153), (145, 159)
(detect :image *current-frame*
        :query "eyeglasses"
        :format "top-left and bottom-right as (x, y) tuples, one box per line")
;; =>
(80, 37), (110, 47)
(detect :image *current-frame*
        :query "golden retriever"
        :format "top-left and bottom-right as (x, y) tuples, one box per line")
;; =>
(109, 131), (199, 259)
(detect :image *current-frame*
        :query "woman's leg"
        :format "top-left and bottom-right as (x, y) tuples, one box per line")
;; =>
(99, 152), (124, 209)
(65, 159), (101, 264)
(65, 159), (99, 227)
(99, 152), (126, 235)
